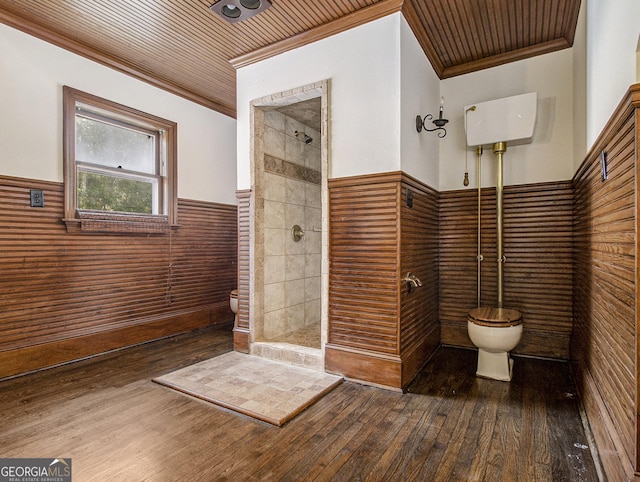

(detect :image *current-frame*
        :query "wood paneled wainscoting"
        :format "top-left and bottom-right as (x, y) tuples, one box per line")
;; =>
(326, 172), (440, 390)
(439, 181), (574, 359)
(0, 175), (237, 379)
(572, 83), (640, 482)
(234, 190), (251, 353)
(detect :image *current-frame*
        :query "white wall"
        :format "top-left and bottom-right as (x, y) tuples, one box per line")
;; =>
(637, 36), (640, 82)
(586, 0), (640, 147)
(440, 49), (575, 192)
(236, 14), (404, 190)
(238, 1), (640, 193)
(0, 23), (237, 204)
(238, 13), (578, 193)
(636, 35), (640, 82)
(400, 18), (440, 188)
(572, 0), (588, 170)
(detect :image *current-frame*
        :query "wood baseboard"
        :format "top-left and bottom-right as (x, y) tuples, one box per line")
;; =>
(325, 344), (403, 390)
(0, 306), (231, 379)
(401, 326), (440, 386)
(325, 326), (440, 391)
(233, 328), (250, 353)
(573, 361), (636, 481)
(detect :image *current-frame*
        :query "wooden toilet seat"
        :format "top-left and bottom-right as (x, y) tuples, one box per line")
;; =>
(468, 307), (522, 327)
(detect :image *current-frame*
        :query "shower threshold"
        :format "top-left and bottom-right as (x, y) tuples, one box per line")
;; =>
(252, 327), (321, 372)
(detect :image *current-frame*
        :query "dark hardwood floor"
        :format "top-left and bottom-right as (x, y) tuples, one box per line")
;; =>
(0, 325), (601, 481)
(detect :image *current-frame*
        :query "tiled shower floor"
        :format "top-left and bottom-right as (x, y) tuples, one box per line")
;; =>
(267, 322), (320, 349)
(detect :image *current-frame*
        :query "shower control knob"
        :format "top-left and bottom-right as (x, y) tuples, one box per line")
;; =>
(291, 225), (305, 242)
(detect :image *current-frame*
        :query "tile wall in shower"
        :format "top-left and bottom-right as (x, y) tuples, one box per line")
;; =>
(262, 110), (321, 339)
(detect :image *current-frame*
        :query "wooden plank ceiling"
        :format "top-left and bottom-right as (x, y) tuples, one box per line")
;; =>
(0, 0), (580, 118)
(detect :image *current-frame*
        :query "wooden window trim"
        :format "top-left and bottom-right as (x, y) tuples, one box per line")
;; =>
(62, 86), (178, 234)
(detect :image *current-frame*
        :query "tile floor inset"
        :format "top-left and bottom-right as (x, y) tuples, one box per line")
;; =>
(153, 351), (341, 426)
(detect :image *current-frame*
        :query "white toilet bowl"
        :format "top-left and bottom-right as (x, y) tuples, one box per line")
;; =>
(467, 307), (523, 382)
(229, 289), (238, 326)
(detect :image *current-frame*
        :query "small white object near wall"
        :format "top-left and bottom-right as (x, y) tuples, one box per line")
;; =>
(464, 92), (538, 147)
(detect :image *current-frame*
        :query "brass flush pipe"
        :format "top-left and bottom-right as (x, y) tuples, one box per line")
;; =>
(493, 141), (507, 308)
(476, 145), (483, 308)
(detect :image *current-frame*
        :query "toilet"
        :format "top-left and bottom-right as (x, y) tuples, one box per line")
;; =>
(229, 289), (238, 326)
(467, 307), (523, 381)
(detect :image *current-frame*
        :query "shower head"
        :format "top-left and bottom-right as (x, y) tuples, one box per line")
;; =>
(295, 130), (313, 144)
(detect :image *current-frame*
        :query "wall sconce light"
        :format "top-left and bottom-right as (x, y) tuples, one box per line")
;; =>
(210, 0), (271, 23)
(416, 96), (449, 138)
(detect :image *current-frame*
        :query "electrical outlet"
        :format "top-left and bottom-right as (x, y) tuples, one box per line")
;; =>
(600, 150), (608, 181)
(30, 189), (44, 207)
(406, 188), (413, 208)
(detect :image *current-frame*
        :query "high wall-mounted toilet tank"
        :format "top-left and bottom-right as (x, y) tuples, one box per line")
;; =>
(465, 92), (537, 147)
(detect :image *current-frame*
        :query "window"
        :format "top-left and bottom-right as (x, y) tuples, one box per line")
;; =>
(63, 86), (177, 233)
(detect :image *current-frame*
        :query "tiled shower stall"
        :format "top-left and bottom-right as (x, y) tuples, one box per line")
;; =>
(261, 110), (322, 342)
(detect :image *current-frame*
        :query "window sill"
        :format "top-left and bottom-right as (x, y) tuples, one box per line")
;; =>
(63, 211), (178, 235)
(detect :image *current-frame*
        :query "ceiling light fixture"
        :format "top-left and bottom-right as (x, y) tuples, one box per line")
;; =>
(416, 96), (449, 138)
(209, 0), (272, 23)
